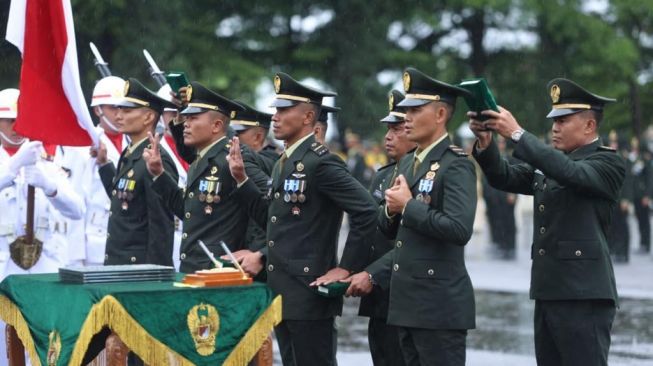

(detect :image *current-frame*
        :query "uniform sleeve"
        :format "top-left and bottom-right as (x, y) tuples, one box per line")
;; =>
(401, 158), (477, 245)
(151, 171), (186, 219)
(145, 153), (178, 266)
(234, 178), (271, 231)
(46, 163), (85, 220)
(473, 138), (535, 195)
(168, 121), (197, 164)
(316, 155), (377, 273)
(512, 132), (625, 201)
(98, 163), (116, 198)
(365, 249), (393, 291)
(0, 164), (15, 190)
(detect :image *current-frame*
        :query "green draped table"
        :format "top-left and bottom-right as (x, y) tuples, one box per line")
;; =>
(0, 273), (281, 366)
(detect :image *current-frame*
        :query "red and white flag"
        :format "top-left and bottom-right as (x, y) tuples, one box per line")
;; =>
(6, 0), (98, 147)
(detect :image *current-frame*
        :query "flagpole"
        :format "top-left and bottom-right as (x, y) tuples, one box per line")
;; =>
(25, 185), (34, 244)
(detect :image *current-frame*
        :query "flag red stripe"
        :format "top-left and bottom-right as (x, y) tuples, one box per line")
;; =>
(14, 0), (91, 146)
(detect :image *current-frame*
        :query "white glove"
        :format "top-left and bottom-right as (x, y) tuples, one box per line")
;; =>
(24, 164), (57, 196)
(8, 141), (42, 175)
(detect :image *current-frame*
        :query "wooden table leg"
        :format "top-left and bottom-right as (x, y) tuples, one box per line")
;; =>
(5, 325), (25, 366)
(250, 335), (273, 366)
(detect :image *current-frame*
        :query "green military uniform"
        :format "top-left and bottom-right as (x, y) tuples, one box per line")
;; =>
(359, 90), (408, 366)
(152, 82), (269, 273)
(472, 78), (625, 366)
(99, 78), (179, 266)
(234, 73), (378, 366)
(366, 69), (477, 366)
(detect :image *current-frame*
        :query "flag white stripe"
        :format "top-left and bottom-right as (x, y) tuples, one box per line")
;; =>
(5, 0), (26, 52)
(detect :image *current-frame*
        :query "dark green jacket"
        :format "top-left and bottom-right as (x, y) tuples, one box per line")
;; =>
(152, 137), (267, 273)
(256, 144), (280, 176)
(358, 161), (399, 319)
(99, 140), (178, 266)
(367, 137), (477, 330)
(473, 132), (625, 303)
(236, 135), (378, 320)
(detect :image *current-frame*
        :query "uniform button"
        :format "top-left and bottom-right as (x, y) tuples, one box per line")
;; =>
(400, 219), (404, 225)
(182, 233), (188, 239)
(130, 256), (136, 263)
(543, 183), (547, 190)
(189, 192), (194, 198)
(427, 269), (434, 276)
(534, 182), (538, 188)
(539, 227), (546, 234)
(112, 189), (116, 196)
(268, 240), (274, 247)
(185, 212), (191, 219)
(303, 266), (310, 273)
(104, 254), (109, 260)
(538, 204), (545, 212)
(538, 248), (546, 256)
(180, 253), (186, 260)
(396, 240), (403, 248)
(274, 192), (280, 199)
(268, 264), (274, 272)
(271, 216), (277, 223)
(393, 264), (399, 271)
(109, 211), (113, 216)
(575, 250), (582, 257)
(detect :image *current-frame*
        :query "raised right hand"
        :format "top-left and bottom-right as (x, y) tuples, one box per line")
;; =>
(226, 137), (247, 184)
(467, 112), (493, 150)
(143, 132), (164, 177)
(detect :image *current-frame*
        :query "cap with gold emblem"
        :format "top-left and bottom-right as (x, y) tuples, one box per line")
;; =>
(317, 105), (341, 125)
(545, 78), (616, 119)
(398, 67), (471, 108)
(230, 101), (273, 132)
(115, 78), (172, 114)
(271, 72), (337, 108)
(381, 89), (406, 123)
(180, 81), (244, 116)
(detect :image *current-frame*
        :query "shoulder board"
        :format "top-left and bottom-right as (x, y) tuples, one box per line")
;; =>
(377, 161), (397, 172)
(597, 146), (616, 152)
(310, 142), (329, 156)
(448, 145), (468, 156)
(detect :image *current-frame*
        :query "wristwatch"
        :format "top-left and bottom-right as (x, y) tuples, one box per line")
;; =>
(368, 273), (377, 286)
(511, 128), (525, 143)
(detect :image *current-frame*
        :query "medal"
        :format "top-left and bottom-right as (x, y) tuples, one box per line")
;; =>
(430, 162), (440, 171)
(127, 169), (134, 178)
(126, 192), (134, 201)
(284, 192), (291, 202)
(291, 206), (301, 216)
(213, 195), (221, 203)
(291, 193), (298, 203)
(426, 171), (436, 180)
(298, 193), (306, 203)
(204, 205), (213, 215)
(206, 194), (214, 203)
(424, 195), (431, 204)
(117, 191), (123, 200)
(121, 201), (128, 210)
(211, 166), (218, 174)
(416, 193), (423, 202)
(296, 162), (304, 172)
(199, 193), (206, 202)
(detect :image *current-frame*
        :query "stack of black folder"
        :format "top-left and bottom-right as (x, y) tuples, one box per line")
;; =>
(59, 264), (175, 284)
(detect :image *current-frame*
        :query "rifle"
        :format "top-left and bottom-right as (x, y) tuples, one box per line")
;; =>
(89, 42), (111, 77)
(142, 49), (167, 87)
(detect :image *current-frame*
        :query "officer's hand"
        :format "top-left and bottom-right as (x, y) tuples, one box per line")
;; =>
(467, 113), (493, 150)
(310, 267), (350, 286)
(8, 141), (42, 175)
(178, 86), (189, 106)
(343, 271), (373, 297)
(143, 132), (164, 178)
(24, 164), (57, 196)
(620, 200), (630, 212)
(227, 137), (248, 184)
(385, 175), (412, 214)
(168, 90), (183, 108)
(241, 251), (264, 276)
(479, 106), (522, 140)
(95, 141), (109, 165)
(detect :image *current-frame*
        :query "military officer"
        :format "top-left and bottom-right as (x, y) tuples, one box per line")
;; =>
(313, 105), (340, 145)
(347, 68), (477, 366)
(96, 78), (178, 266)
(227, 72), (378, 366)
(231, 102), (279, 175)
(357, 89), (414, 366)
(145, 81), (271, 273)
(469, 78), (625, 366)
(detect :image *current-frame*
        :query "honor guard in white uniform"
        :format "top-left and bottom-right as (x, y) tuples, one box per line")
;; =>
(82, 76), (129, 265)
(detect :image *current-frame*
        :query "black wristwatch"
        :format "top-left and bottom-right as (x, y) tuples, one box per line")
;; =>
(368, 273), (377, 286)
